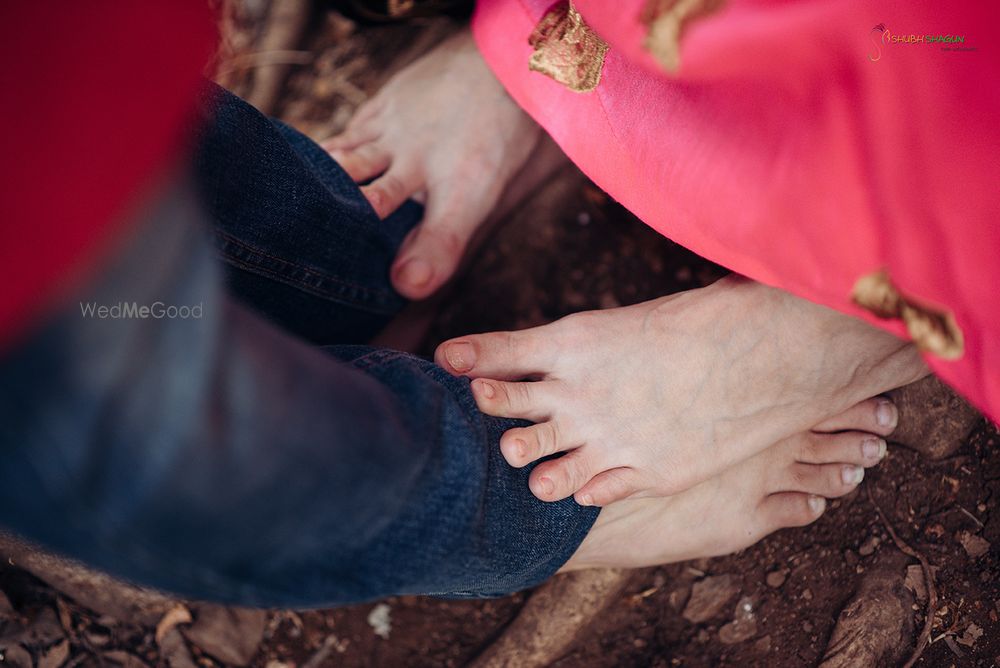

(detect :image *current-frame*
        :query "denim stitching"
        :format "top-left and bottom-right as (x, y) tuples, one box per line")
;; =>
(214, 231), (401, 313)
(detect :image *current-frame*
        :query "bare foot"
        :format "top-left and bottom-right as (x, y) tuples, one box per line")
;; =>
(321, 29), (542, 299)
(435, 276), (929, 505)
(561, 400), (891, 570)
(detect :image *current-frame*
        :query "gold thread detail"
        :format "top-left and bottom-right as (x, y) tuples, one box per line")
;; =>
(639, 0), (726, 73)
(387, 0), (416, 17)
(528, 1), (609, 93)
(852, 269), (965, 360)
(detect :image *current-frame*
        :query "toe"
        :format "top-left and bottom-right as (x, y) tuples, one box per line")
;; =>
(329, 143), (391, 183)
(759, 492), (826, 531)
(529, 450), (599, 502)
(436, 324), (559, 381)
(500, 421), (569, 467)
(361, 166), (422, 219)
(389, 192), (491, 299)
(390, 223), (467, 299)
(574, 467), (642, 506)
(812, 397), (898, 436)
(320, 123), (380, 153)
(794, 431), (887, 467)
(470, 378), (558, 421)
(785, 462), (865, 498)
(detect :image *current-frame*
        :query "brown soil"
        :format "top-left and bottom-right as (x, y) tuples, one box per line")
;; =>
(1, 6), (996, 668)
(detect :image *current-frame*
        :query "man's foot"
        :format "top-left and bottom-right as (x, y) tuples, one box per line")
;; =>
(436, 276), (929, 505)
(561, 404), (889, 570)
(321, 29), (542, 299)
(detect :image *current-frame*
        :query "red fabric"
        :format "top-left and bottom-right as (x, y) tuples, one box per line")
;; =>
(0, 1), (217, 352)
(472, 0), (1000, 421)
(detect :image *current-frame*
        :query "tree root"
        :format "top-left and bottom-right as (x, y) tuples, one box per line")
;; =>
(0, 532), (177, 626)
(818, 548), (915, 668)
(469, 569), (635, 668)
(866, 486), (938, 668)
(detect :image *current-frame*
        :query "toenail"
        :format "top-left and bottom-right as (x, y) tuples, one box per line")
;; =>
(862, 437), (887, 461)
(579, 494), (594, 506)
(397, 258), (433, 288)
(477, 380), (496, 400)
(512, 438), (527, 460)
(445, 342), (476, 372)
(538, 477), (554, 496)
(876, 399), (897, 429)
(842, 465), (865, 485)
(808, 495), (826, 514)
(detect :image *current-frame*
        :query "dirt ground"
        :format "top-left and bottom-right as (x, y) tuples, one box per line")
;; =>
(1, 5), (996, 668)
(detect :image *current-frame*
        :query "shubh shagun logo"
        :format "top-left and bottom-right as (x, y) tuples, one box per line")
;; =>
(868, 23), (969, 62)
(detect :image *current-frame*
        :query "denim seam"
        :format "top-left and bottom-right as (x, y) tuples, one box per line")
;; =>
(215, 230), (401, 313)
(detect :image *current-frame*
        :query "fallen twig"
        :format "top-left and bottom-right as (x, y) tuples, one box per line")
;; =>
(866, 485), (938, 668)
(214, 50), (315, 77)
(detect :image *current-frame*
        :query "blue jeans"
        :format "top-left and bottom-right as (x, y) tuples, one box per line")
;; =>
(0, 85), (598, 607)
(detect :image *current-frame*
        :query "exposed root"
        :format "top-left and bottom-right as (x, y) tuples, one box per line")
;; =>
(469, 569), (635, 668)
(866, 485), (938, 668)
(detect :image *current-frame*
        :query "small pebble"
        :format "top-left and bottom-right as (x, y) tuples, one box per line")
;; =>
(765, 570), (787, 588)
(858, 536), (881, 556)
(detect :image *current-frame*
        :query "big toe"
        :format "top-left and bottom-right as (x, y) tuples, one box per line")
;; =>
(435, 323), (557, 380)
(812, 397), (898, 436)
(391, 224), (469, 300)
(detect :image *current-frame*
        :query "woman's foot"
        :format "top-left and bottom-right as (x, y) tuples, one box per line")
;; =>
(436, 276), (929, 505)
(321, 29), (542, 299)
(561, 403), (890, 570)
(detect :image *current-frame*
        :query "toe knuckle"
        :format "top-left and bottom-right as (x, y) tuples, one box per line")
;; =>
(438, 228), (466, 256)
(379, 175), (403, 199)
(510, 382), (532, 409)
(504, 331), (527, 363)
(539, 422), (560, 455)
(798, 435), (820, 462)
(494, 382), (513, 410)
(568, 457), (593, 488)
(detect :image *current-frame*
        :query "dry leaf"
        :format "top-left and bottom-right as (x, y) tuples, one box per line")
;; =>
(38, 639), (69, 668)
(21, 608), (65, 648)
(155, 605), (192, 646)
(682, 575), (740, 624)
(956, 622), (984, 648)
(181, 606), (266, 667)
(159, 629), (197, 668)
(102, 650), (149, 668)
(55, 600), (73, 637)
(0, 644), (33, 668)
(957, 532), (990, 559)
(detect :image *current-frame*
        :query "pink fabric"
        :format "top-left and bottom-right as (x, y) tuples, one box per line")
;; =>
(472, 0), (1000, 421)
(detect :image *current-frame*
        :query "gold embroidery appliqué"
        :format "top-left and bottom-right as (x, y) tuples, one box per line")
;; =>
(387, 0), (416, 17)
(639, 0), (726, 73)
(852, 269), (965, 360)
(529, 1), (609, 93)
